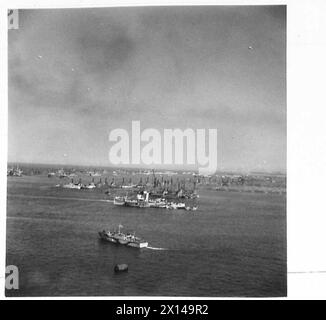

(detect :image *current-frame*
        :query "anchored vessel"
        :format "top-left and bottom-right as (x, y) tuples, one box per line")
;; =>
(113, 191), (197, 210)
(99, 225), (148, 248)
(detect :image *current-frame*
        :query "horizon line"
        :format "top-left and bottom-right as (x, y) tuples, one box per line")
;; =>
(7, 161), (286, 175)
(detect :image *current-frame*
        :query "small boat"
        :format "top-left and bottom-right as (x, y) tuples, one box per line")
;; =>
(176, 202), (186, 209)
(114, 264), (128, 272)
(113, 196), (126, 206)
(63, 182), (82, 189)
(84, 183), (96, 189)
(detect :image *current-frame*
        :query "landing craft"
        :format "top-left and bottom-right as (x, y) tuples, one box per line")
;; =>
(99, 225), (148, 248)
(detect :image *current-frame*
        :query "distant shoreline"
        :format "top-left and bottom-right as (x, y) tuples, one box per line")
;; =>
(7, 162), (286, 177)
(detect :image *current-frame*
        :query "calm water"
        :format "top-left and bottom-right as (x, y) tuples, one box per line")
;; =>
(6, 176), (286, 297)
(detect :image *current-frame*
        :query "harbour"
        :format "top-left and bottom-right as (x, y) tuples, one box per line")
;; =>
(6, 167), (286, 297)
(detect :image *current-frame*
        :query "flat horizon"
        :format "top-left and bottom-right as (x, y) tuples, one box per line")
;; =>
(7, 161), (286, 175)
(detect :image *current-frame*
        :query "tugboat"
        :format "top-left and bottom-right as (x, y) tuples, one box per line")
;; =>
(99, 225), (148, 248)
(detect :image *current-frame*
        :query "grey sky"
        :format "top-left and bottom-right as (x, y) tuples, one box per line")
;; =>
(8, 6), (286, 172)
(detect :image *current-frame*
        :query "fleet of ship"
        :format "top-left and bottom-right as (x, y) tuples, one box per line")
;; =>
(7, 164), (286, 260)
(8, 165), (199, 250)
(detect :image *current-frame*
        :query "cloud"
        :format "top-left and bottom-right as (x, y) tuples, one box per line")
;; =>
(8, 6), (286, 171)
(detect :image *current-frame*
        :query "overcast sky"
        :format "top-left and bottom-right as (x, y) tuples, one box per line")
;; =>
(8, 6), (286, 172)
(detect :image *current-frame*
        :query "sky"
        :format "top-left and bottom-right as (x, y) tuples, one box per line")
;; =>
(8, 6), (286, 173)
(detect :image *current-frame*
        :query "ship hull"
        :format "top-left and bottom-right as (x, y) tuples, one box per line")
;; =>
(113, 201), (125, 206)
(117, 239), (129, 245)
(127, 241), (148, 248)
(125, 201), (139, 207)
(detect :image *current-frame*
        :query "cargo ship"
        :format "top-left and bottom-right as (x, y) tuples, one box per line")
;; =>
(98, 225), (148, 248)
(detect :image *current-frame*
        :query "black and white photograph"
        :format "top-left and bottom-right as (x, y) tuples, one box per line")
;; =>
(5, 4), (287, 297)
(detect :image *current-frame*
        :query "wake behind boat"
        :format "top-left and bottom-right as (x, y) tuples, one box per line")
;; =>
(99, 224), (148, 248)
